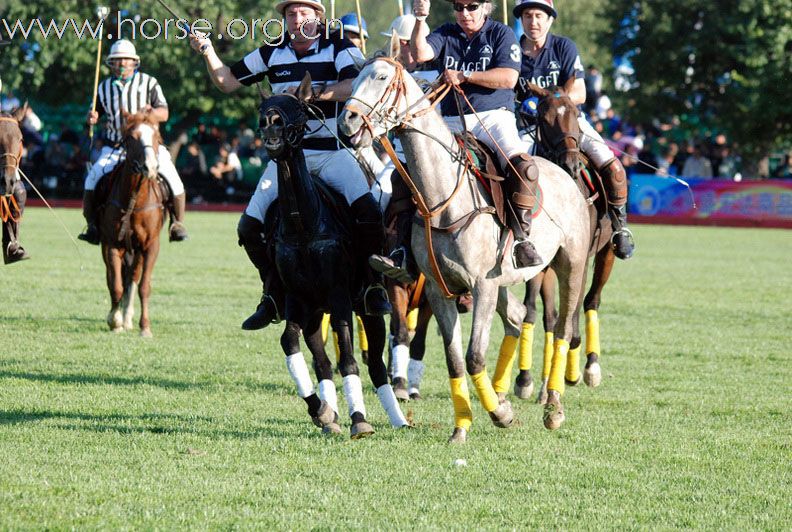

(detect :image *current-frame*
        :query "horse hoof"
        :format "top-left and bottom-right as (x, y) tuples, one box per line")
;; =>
(408, 391), (422, 401)
(140, 328), (153, 338)
(515, 380), (534, 400)
(111, 326), (124, 334)
(350, 421), (375, 440)
(496, 391), (507, 403)
(311, 401), (337, 428)
(536, 379), (549, 405)
(584, 362), (602, 387)
(322, 422), (343, 435)
(489, 401), (514, 428)
(392, 378), (409, 402)
(565, 375), (582, 386)
(448, 427), (467, 444)
(543, 392), (565, 430)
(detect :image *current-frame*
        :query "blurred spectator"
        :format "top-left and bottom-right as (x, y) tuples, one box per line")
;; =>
(180, 141), (209, 200)
(681, 144), (713, 178)
(656, 143), (679, 176)
(209, 143), (242, 199)
(193, 123), (213, 145)
(584, 65), (602, 116)
(771, 153), (792, 178)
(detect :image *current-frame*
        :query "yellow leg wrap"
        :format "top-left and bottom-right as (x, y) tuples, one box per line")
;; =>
(470, 370), (500, 412)
(518, 323), (534, 371)
(542, 332), (554, 379)
(585, 310), (601, 356)
(321, 313), (330, 344)
(566, 345), (582, 383)
(547, 339), (570, 395)
(449, 377), (473, 431)
(407, 307), (419, 332)
(492, 335), (519, 393)
(356, 314), (368, 351)
(333, 331), (341, 364)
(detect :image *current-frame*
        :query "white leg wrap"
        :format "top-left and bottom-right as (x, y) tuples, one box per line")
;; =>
(342, 374), (366, 417)
(392, 344), (410, 381)
(317, 379), (338, 416)
(376, 384), (408, 427)
(408, 359), (425, 395)
(285, 353), (314, 398)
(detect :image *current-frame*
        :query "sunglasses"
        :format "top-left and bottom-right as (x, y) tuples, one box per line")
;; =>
(453, 3), (481, 12)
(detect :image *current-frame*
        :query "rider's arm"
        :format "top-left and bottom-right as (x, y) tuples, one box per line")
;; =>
(189, 33), (243, 93)
(568, 78), (586, 106)
(316, 78), (355, 102)
(467, 68), (519, 90)
(147, 106), (169, 123)
(411, 19), (436, 63)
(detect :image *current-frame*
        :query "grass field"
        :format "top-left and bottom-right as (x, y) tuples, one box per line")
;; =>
(1, 208), (790, 529)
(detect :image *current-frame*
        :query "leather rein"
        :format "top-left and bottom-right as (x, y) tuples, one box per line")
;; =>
(0, 116), (23, 221)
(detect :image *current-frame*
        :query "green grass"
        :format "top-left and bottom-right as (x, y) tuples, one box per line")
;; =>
(1, 208), (790, 529)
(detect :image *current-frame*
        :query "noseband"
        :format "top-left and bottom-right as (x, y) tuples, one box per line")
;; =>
(259, 96), (309, 150)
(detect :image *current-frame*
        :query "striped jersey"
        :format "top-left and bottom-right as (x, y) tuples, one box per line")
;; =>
(229, 30), (363, 151)
(96, 71), (167, 146)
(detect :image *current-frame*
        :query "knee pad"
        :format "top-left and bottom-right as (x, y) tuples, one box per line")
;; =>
(237, 213), (265, 248)
(599, 158), (627, 205)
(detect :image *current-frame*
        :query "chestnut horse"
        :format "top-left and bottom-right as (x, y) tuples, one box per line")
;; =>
(100, 112), (165, 337)
(0, 106), (29, 264)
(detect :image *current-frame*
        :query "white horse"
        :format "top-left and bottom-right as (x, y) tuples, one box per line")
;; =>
(339, 44), (592, 441)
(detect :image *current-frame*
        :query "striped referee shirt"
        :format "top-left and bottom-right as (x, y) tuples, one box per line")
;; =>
(96, 71), (167, 146)
(229, 30), (363, 151)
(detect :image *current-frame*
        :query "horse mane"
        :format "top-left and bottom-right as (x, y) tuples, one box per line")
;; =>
(122, 111), (161, 140)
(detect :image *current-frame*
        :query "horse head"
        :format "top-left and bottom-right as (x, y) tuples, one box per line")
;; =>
(340, 34), (418, 148)
(121, 110), (161, 180)
(527, 79), (583, 178)
(258, 74), (311, 160)
(0, 105), (25, 196)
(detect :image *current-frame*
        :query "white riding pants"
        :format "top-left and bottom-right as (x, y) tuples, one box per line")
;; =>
(245, 148), (371, 223)
(84, 144), (184, 195)
(520, 115), (616, 169)
(444, 108), (530, 166)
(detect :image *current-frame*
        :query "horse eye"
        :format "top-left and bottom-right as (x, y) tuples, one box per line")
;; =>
(376, 74), (388, 81)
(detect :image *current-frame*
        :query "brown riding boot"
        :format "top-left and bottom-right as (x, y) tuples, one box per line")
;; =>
(169, 193), (189, 242)
(507, 154), (543, 268)
(77, 190), (100, 245)
(600, 158), (635, 259)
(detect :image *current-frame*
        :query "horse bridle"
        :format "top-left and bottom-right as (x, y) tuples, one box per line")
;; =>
(0, 116), (22, 196)
(536, 92), (581, 165)
(259, 96), (310, 151)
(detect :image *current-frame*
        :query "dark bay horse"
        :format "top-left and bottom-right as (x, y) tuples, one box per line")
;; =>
(0, 106), (29, 264)
(260, 76), (408, 438)
(514, 82), (616, 402)
(100, 111), (165, 337)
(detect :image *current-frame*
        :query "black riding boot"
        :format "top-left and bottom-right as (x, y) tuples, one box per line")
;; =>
(2, 181), (29, 264)
(169, 192), (189, 242)
(238, 213), (284, 329)
(507, 154), (543, 268)
(78, 190), (100, 245)
(351, 194), (392, 316)
(600, 158), (635, 260)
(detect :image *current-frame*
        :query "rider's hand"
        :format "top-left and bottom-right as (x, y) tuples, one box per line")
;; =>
(189, 31), (213, 55)
(443, 69), (464, 87)
(86, 110), (99, 126)
(413, 0), (430, 18)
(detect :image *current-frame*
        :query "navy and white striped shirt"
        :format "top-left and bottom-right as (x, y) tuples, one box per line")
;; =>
(96, 71), (167, 146)
(230, 30), (363, 151)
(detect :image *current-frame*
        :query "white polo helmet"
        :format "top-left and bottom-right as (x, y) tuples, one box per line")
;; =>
(381, 14), (429, 41)
(106, 39), (140, 63)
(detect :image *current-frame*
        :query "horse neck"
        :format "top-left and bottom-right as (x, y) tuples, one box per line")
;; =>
(396, 100), (476, 222)
(115, 161), (156, 206)
(276, 148), (320, 240)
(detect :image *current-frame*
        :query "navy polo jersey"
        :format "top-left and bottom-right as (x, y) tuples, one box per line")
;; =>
(426, 18), (521, 117)
(516, 33), (584, 102)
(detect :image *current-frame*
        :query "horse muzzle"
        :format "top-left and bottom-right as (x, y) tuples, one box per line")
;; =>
(338, 109), (371, 148)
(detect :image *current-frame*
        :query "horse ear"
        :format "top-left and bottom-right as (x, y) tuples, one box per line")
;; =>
(563, 77), (576, 96)
(11, 100), (28, 123)
(389, 32), (400, 60)
(297, 72), (313, 102)
(526, 82), (549, 98)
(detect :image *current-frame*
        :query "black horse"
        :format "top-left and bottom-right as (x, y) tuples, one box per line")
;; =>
(258, 76), (408, 438)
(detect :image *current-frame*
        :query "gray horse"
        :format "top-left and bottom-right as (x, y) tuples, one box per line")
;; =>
(338, 46), (591, 441)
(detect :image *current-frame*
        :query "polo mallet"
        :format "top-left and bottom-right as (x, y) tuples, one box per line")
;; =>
(397, 0), (404, 17)
(330, 0), (336, 21)
(502, 1), (508, 24)
(152, 0), (210, 53)
(88, 6), (110, 148)
(355, 0), (366, 55)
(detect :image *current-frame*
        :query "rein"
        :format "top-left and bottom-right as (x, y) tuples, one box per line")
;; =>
(0, 116), (23, 198)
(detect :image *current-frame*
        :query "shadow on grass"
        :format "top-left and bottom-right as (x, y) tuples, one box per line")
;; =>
(0, 369), (289, 394)
(0, 409), (324, 439)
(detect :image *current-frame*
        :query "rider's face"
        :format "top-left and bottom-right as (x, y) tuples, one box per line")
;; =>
(285, 5), (320, 41)
(521, 8), (553, 43)
(454, 0), (486, 34)
(110, 58), (137, 79)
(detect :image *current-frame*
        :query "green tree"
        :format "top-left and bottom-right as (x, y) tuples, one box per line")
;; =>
(604, 0), (792, 163)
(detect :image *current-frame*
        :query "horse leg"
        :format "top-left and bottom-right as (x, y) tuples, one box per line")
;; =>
(104, 245), (124, 332)
(303, 312), (342, 434)
(137, 240), (159, 338)
(515, 272), (542, 400)
(331, 299), (374, 440)
(424, 283), (470, 443)
(388, 284), (412, 401)
(537, 268), (558, 404)
(281, 312), (337, 434)
(467, 280), (514, 429)
(492, 286), (528, 403)
(355, 314), (369, 365)
(582, 245), (615, 387)
(407, 302), (433, 400)
(123, 251), (141, 332)
(360, 314), (409, 428)
(544, 250), (588, 430)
